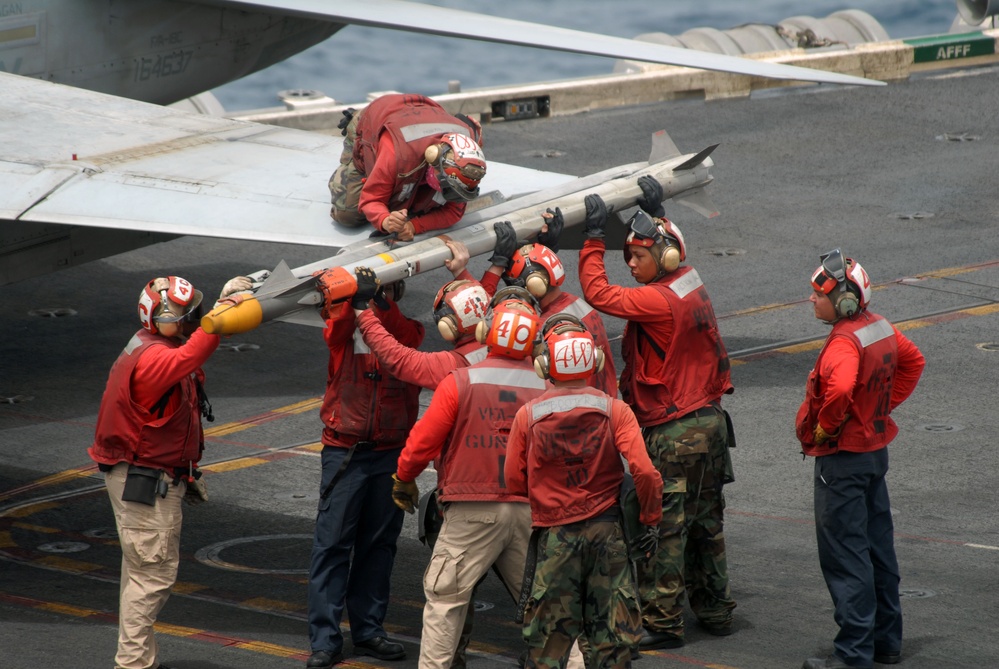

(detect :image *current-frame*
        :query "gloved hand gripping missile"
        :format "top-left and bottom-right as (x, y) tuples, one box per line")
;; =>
(537, 207), (564, 253)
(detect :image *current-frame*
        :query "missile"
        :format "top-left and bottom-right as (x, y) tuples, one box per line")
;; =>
(202, 130), (718, 335)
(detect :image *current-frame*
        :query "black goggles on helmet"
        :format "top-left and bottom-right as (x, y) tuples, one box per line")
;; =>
(811, 248), (847, 295)
(626, 210), (664, 244)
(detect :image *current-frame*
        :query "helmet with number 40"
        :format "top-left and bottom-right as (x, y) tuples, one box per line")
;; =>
(474, 287), (542, 359)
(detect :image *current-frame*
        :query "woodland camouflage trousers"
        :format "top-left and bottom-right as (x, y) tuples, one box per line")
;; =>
(636, 407), (736, 636)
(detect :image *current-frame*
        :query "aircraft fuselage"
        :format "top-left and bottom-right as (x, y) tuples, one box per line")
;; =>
(0, 0), (339, 105)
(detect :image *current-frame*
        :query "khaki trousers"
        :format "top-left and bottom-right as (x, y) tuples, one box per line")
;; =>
(418, 501), (582, 669)
(106, 463), (184, 669)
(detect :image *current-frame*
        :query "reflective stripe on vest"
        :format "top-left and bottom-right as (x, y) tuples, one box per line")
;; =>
(467, 365), (548, 390)
(856, 318), (894, 348)
(531, 392), (611, 421)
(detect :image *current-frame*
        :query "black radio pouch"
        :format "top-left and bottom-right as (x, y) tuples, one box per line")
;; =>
(121, 465), (166, 506)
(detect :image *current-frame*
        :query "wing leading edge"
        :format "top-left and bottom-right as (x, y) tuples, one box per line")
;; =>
(202, 0), (884, 87)
(0, 72), (573, 254)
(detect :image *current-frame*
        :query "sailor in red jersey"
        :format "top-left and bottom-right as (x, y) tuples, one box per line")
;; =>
(390, 288), (559, 669)
(356, 241), (488, 391)
(89, 273), (251, 669)
(798, 250), (924, 669)
(306, 267), (425, 668)
(505, 314), (663, 668)
(329, 93), (486, 241)
(577, 180), (737, 649)
(451, 211), (619, 397)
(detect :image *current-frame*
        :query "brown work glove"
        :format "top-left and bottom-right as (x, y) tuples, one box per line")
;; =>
(391, 473), (419, 514)
(814, 423), (840, 446)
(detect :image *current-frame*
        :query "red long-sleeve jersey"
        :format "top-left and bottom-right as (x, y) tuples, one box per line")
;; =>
(356, 309), (470, 390)
(131, 328), (218, 412)
(360, 133), (465, 235)
(395, 373), (460, 482)
(813, 324), (924, 435)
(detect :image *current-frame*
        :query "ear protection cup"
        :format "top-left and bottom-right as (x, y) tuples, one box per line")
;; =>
(525, 272), (549, 299)
(438, 317), (460, 342)
(534, 354), (550, 380)
(475, 318), (489, 345)
(660, 244), (681, 273)
(593, 347), (606, 374)
(425, 143), (442, 166)
(834, 289), (860, 318)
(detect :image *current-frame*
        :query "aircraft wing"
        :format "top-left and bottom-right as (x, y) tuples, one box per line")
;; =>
(0, 72), (574, 252)
(203, 0), (884, 87)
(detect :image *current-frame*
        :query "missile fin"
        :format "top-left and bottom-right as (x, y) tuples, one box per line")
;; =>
(275, 309), (327, 328)
(674, 187), (720, 219)
(674, 144), (720, 171)
(258, 259), (313, 297)
(648, 130), (681, 164)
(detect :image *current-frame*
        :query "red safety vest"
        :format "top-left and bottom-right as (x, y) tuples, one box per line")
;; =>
(544, 292), (618, 397)
(89, 330), (202, 472)
(521, 387), (624, 527)
(438, 356), (548, 502)
(353, 94), (475, 218)
(321, 329), (422, 448)
(454, 337), (488, 367)
(797, 312), (900, 456)
(620, 267), (733, 426)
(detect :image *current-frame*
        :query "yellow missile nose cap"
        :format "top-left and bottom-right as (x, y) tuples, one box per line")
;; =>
(201, 296), (264, 335)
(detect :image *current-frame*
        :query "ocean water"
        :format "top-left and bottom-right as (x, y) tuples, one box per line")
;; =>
(211, 0), (962, 111)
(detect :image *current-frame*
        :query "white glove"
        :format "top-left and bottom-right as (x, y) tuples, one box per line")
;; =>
(220, 276), (253, 299)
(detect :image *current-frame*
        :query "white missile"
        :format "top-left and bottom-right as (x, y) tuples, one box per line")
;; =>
(202, 130), (717, 335)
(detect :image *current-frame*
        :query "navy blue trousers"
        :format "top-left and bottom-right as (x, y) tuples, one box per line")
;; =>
(308, 446), (405, 653)
(814, 448), (902, 667)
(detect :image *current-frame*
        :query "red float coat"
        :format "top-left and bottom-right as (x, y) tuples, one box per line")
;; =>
(579, 239), (732, 427)
(396, 354), (549, 502)
(353, 94), (471, 235)
(505, 386), (664, 528)
(89, 328), (219, 472)
(320, 301), (424, 450)
(796, 311), (925, 456)
(479, 271), (617, 396)
(356, 309), (486, 390)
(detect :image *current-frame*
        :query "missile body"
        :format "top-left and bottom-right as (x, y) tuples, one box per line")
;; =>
(202, 132), (717, 335)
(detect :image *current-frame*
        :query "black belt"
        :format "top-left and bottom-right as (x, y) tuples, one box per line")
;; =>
(681, 404), (720, 421)
(590, 506), (622, 523)
(560, 506), (621, 527)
